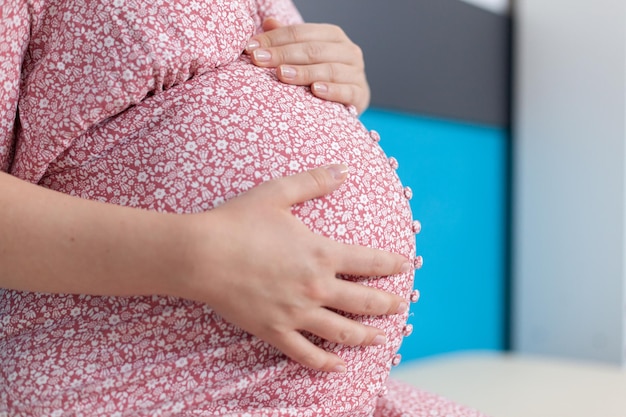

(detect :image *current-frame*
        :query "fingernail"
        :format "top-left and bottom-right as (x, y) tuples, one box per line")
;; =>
(253, 49), (271, 62)
(372, 334), (386, 346)
(400, 262), (412, 274)
(396, 302), (408, 314)
(312, 82), (328, 94)
(246, 39), (260, 51)
(332, 364), (347, 373)
(280, 66), (297, 79)
(325, 164), (349, 181)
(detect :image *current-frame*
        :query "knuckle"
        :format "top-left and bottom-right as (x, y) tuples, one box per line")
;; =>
(362, 291), (378, 315)
(327, 63), (339, 82)
(352, 44), (364, 64)
(337, 328), (351, 345)
(295, 66), (310, 82)
(303, 276), (328, 302)
(370, 253), (388, 274)
(286, 24), (301, 43)
(328, 24), (345, 39)
(256, 34), (270, 48)
(306, 170), (330, 194)
(305, 42), (324, 61)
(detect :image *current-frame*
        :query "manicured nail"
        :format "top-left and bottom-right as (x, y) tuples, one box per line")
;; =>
(280, 66), (297, 79)
(312, 82), (328, 94)
(253, 49), (271, 62)
(372, 334), (386, 346)
(396, 302), (408, 314)
(325, 164), (349, 181)
(400, 262), (412, 274)
(246, 39), (260, 51)
(332, 364), (347, 373)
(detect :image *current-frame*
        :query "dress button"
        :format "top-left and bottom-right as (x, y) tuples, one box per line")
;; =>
(414, 255), (423, 270)
(403, 324), (414, 337)
(391, 354), (402, 367)
(412, 220), (422, 234)
(403, 186), (413, 200)
(378, 385), (388, 398)
(388, 156), (399, 170)
(410, 289), (420, 303)
(369, 130), (381, 143)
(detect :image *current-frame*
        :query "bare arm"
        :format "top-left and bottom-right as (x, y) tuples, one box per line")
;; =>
(0, 170), (188, 296)
(0, 165), (410, 372)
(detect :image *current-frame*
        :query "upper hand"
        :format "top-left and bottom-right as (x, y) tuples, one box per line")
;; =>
(246, 19), (371, 114)
(177, 165), (410, 373)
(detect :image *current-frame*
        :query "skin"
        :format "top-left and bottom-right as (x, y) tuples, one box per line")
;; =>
(246, 19), (371, 114)
(0, 165), (410, 372)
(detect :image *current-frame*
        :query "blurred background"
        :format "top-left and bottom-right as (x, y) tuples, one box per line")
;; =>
(294, 1), (626, 415)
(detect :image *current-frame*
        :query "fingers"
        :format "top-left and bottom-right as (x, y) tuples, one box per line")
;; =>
(267, 307), (390, 372)
(258, 164), (349, 206)
(276, 63), (369, 112)
(249, 41), (362, 68)
(251, 22), (348, 49)
(310, 80), (369, 114)
(328, 279), (409, 317)
(271, 329), (346, 373)
(333, 241), (412, 278)
(303, 308), (387, 347)
(276, 62), (359, 85)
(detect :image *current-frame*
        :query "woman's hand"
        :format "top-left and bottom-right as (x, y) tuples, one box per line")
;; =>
(246, 19), (371, 114)
(178, 165), (410, 373)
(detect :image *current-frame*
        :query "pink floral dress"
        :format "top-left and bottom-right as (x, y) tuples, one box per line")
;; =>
(0, 0), (487, 416)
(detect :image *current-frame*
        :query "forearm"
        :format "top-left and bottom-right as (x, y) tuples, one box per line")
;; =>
(0, 171), (189, 296)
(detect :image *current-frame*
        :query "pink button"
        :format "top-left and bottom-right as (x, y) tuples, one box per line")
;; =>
(369, 130), (381, 143)
(403, 186), (413, 200)
(412, 220), (422, 234)
(392, 354), (402, 367)
(410, 289), (420, 303)
(414, 255), (423, 270)
(403, 324), (414, 337)
(388, 156), (399, 170)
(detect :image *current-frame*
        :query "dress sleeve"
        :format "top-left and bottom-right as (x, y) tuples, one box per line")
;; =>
(0, 1), (30, 172)
(256, 0), (304, 25)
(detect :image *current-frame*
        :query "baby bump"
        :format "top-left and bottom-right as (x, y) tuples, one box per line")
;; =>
(30, 59), (417, 415)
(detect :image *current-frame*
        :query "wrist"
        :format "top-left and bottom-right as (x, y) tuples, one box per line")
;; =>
(156, 211), (220, 304)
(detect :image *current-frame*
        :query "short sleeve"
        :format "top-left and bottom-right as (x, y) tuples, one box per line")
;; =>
(0, 1), (30, 172)
(256, 0), (304, 26)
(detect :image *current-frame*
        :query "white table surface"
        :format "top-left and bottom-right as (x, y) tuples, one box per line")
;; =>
(390, 352), (626, 417)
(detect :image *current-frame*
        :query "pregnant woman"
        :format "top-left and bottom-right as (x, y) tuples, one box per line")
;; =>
(0, 0), (484, 415)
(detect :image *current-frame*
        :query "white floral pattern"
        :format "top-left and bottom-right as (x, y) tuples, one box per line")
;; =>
(0, 0), (487, 416)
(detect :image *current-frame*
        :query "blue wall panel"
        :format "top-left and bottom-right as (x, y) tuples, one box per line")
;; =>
(361, 108), (509, 361)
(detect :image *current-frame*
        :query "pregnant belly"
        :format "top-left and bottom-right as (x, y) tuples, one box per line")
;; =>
(5, 59), (416, 416)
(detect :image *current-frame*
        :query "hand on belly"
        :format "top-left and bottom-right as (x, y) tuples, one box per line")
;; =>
(171, 164), (411, 373)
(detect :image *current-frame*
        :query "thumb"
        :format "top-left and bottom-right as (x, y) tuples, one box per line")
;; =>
(260, 165), (349, 207)
(262, 17), (283, 32)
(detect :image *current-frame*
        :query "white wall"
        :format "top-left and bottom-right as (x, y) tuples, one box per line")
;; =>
(513, 0), (626, 364)
(459, 0), (509, 14)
